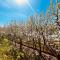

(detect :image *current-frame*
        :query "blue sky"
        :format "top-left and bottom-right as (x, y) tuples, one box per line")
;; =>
(0, 0), (59, 26)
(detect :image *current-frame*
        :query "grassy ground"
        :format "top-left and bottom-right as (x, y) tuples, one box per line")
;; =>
(0, 38), (13, 60)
